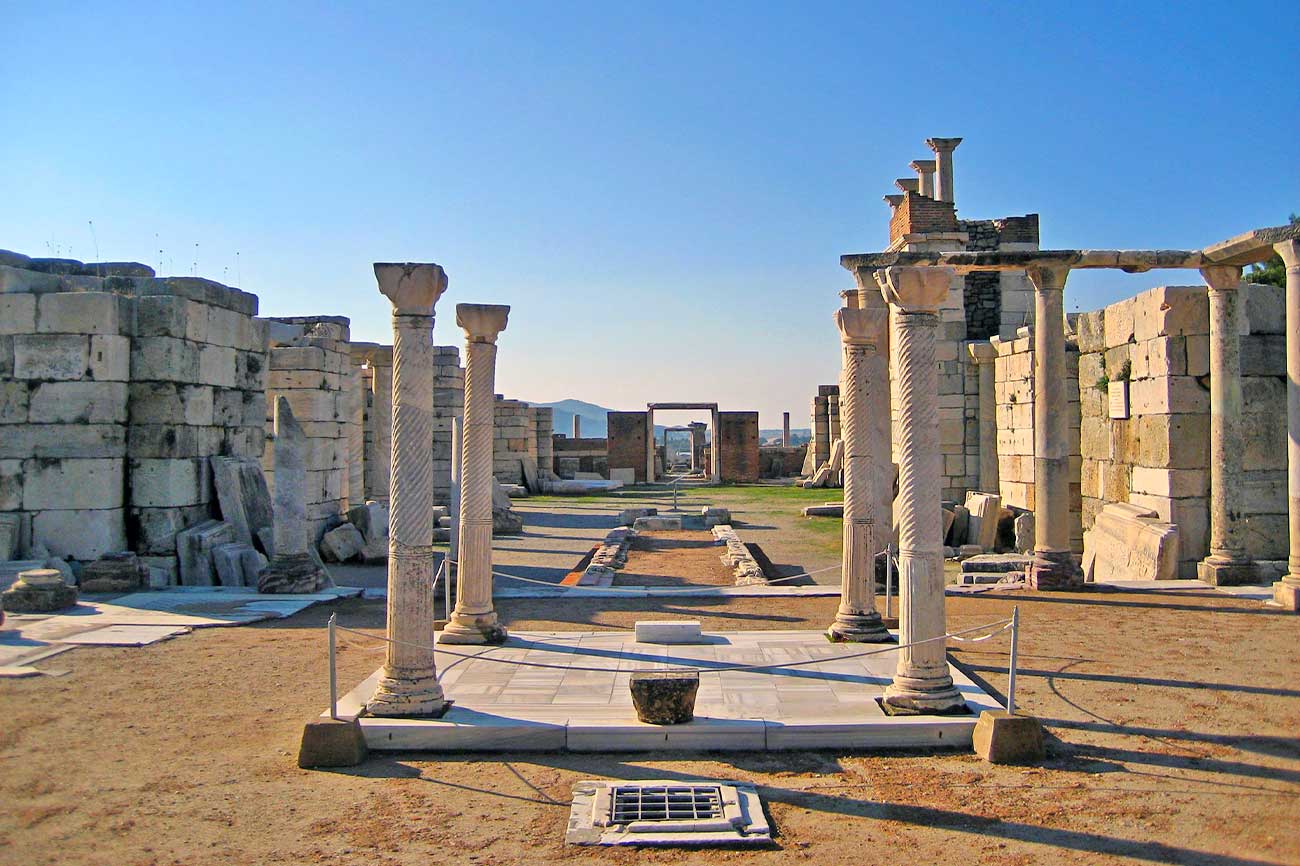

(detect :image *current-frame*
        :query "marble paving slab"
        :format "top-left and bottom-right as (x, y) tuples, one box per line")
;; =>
(56, 625), (191, 646)
(335, 629), (1002, 752)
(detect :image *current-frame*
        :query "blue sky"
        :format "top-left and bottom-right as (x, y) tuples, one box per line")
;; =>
(2, 1), (1296, 428)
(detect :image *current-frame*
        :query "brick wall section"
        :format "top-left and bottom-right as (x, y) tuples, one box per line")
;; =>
(993, 329), (1082, 552)
(1075, 283), (1287, 574)
(718, 411), (760, 482)
(264, 318), (351, 541)
(889, 192), (958, 243)
(606, 411), (648, 483)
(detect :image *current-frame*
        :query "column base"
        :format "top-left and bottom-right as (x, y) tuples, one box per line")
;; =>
(881, 674), (967, 715)
(826, 611), (892, 643)
(257, 554), (333, 594)
(1026, 550), (1082, 591)
(1197, 556), (1260, 586)
(439, 612), (509, 645)
(1272, 579), (1300, 612)
(365, 670), (449, 718)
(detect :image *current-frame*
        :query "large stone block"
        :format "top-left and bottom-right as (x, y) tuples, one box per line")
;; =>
(176, 519), (236, 586)
(88, 335), (130, 381)
(28, 381), (128, 424)
(197, 344), (237, 387)
(1082, 502), (1179, 582)
(131, 503), (211, 555)
(1135, 414), (1209, 469)
(0, 294), (37, 335)
(1245, 282), (1285, 334)
(0, 381), (29, 423)
(128, 424), (223, 459)
(132, 336), (198, 382)
(135, 295), (205, 341)
(127, 382), (215, 426)
(1242, 411), (1287, 472)
(13, 334), (88, 380)
(1129, 466), (1207, 499)
(0, 459), (21, 510)
(32, 508), (127, 562)
(36, 292), (127, 335)
(1128, 376), (1209, 416)
(23, 458), (124, 510)
(1241, 334), (1286, 377)
(1132, 286), (1207, 342)
(129, 458), (210, 508)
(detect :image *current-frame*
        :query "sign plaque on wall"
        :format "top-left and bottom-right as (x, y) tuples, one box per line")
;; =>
(1107, 381), (1130, 420)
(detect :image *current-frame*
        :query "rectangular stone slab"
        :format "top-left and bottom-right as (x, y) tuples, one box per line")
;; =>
(210, 457), (274, 550)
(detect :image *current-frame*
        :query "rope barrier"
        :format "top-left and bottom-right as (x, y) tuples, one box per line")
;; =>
(330, 616), (1014, 677)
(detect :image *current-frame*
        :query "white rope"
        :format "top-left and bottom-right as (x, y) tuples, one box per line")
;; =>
(331, 616), (1014, 677)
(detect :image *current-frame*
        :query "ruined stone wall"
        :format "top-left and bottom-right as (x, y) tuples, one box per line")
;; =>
(534, 407), (554, 478)
(0, 253), (265, 577)
(263, 318), (352, 541)
(718, 411), (760, 482)
(352, 343), (392, 505)
(553, 435), (608, 478)
(606, 411), (648, 483)
(493, 397), (531, 485)
(431, 346), (463, 506)
(992, 328), (1082, 552)
(1075, 283), (1287, 575)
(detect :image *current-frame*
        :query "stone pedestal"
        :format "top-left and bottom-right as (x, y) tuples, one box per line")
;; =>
(877, 266), (966, 714)
(258, 398), (332, 594)
(1275, 240), (1300, 611)
(972, 710), (1045, 764)
(442, 304), (511, 645)
(827, 307), (890, 643)
(1, 569), (77, 613)
(967, 342), (999, 494)
(1025, 266), (1083, 590)
(365, 263), (450, 717)
(1198, 265), (1258, 586)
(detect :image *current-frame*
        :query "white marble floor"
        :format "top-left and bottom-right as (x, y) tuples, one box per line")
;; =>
(337, 629), (1002, 752)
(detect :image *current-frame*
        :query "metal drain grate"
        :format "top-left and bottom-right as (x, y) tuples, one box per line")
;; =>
(610, 785), (723, 823)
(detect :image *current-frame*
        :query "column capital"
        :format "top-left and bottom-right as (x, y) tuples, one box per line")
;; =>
(373, 263), (448, 315)
(1025, 264), (1070, 292)
(1200, 264), (1244, 292)
(909, 159), (936, 174)
(925, 137), (962, 154)
(456, 303), (510, 343)
(883, 193), (904, 210)
(875, 266), (952, 313)
(894, 178), (919, 194)
(1274, 238), (1300, 269)
(839, 289), (859, 308)
(835, 306), (888, 346)
(967, 341), (997, 364)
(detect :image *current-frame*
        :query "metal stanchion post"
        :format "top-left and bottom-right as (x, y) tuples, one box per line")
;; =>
(1007, 605), (1019, 714)
(884, 543), (893, 619)
(328, 612), (338, 720)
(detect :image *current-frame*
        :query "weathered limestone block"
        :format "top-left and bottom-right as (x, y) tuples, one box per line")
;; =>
(79, 552), (148, 593)
(629, 671), (699, 725)
(128, 458), (209, 508)
(22, 458), (124, 511)
(210, 457), (274, 549)
(31, 508), (126, 562)
(176, 519), (237, 586)
(964, 492), (1002, 551)
(14, 334), (88, 380)
(319, 523), (364, 562)
(36, 292), (128, 335)
(618, 507), (657, 527)
(27, 381), (128, 424)
(259, 398), (331, 594)
(1, 568), (77, 612)
(1082, 503), (1179, 582)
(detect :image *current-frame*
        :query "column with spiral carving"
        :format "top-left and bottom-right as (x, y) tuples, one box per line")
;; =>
(877, 266), (966, 714)
(366, 263), (450, 717)
(440, 303), (511, 645)
(827, 306), (891, 642)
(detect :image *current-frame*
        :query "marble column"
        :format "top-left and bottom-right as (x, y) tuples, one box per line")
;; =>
(449, 415), (462, 574)
(572, 413), (581, 439)
(369, 360), (393, 505)
(1197, 265), (1258, 585)
(1025, 265), (1083, 590)
(710, 407), (722, 483)
(877, 266), (966, 714)
(366, 263), (449, 717)
(1274, 240), (1300, 611)
(828, 306), (892, 643)
(911, 159), (936, 198)
(967, 342), (999, 494)
(782, 411), (791, 448)
(853, 269), (894, 542)
(925, 137), (962, 203)
(442, 304), (511, 645)
(346, 363), (366, 509)
(258, 397), (332, 594)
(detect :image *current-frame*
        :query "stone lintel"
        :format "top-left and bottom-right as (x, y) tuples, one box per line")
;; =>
(1201, 222), (1300, 267)
(647, 402), (719, 411)
(841, 248), (1206, 276)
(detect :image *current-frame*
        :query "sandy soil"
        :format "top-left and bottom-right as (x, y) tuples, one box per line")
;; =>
(2, 583), (1297, 866)
(619, 530), (735, 586)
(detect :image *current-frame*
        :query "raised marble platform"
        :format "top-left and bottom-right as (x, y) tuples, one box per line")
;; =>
(332, 629), (1002, 752)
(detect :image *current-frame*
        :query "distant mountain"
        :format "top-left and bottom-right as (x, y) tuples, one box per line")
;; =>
(532, 399), (616, 438)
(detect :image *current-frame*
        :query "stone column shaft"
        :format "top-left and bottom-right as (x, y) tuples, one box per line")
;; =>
(369, 363), (393, 505)
(1274, 241), (1300, 611)
(443, 304), (510, 644)
(572, 413), (581, 439)
(828, 307), (890, 642)
(782, 411), (791, 448)
(968, 342), (999, 493)
(1025, 266), (1081, 590)
(878, 267), (964, 714)
(366, 263), (448, 717)
(1197, 266), (1257, 585)
(925, 138), (961, 204)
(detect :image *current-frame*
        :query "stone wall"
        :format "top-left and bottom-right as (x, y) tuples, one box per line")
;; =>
(0, 253), (266, 578)
(263, 317), (353, 541)
(534, 407), (554, 479)
(352, 343), (393, 505)
(718, 411), (760, 482)
(606, 411), (648, 483)
(431, 346), (464, 506)
(493, 397), (532, 485)
(992, 328), (1082, 552)
(553, 435), (608, 478)
(1075, 283), (1287, 575)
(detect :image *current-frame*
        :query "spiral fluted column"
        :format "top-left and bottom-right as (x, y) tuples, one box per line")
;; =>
(878, 266), (966, 715)
(441, 304), (510, 645)
(366, 263), (449, 718)
(1274, 240), (1300, 611)
(828, 306), (891, 642)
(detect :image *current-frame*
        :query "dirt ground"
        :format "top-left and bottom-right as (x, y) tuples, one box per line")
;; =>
(620, 529), (736, 586)
(2, 583), (1297, 866)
